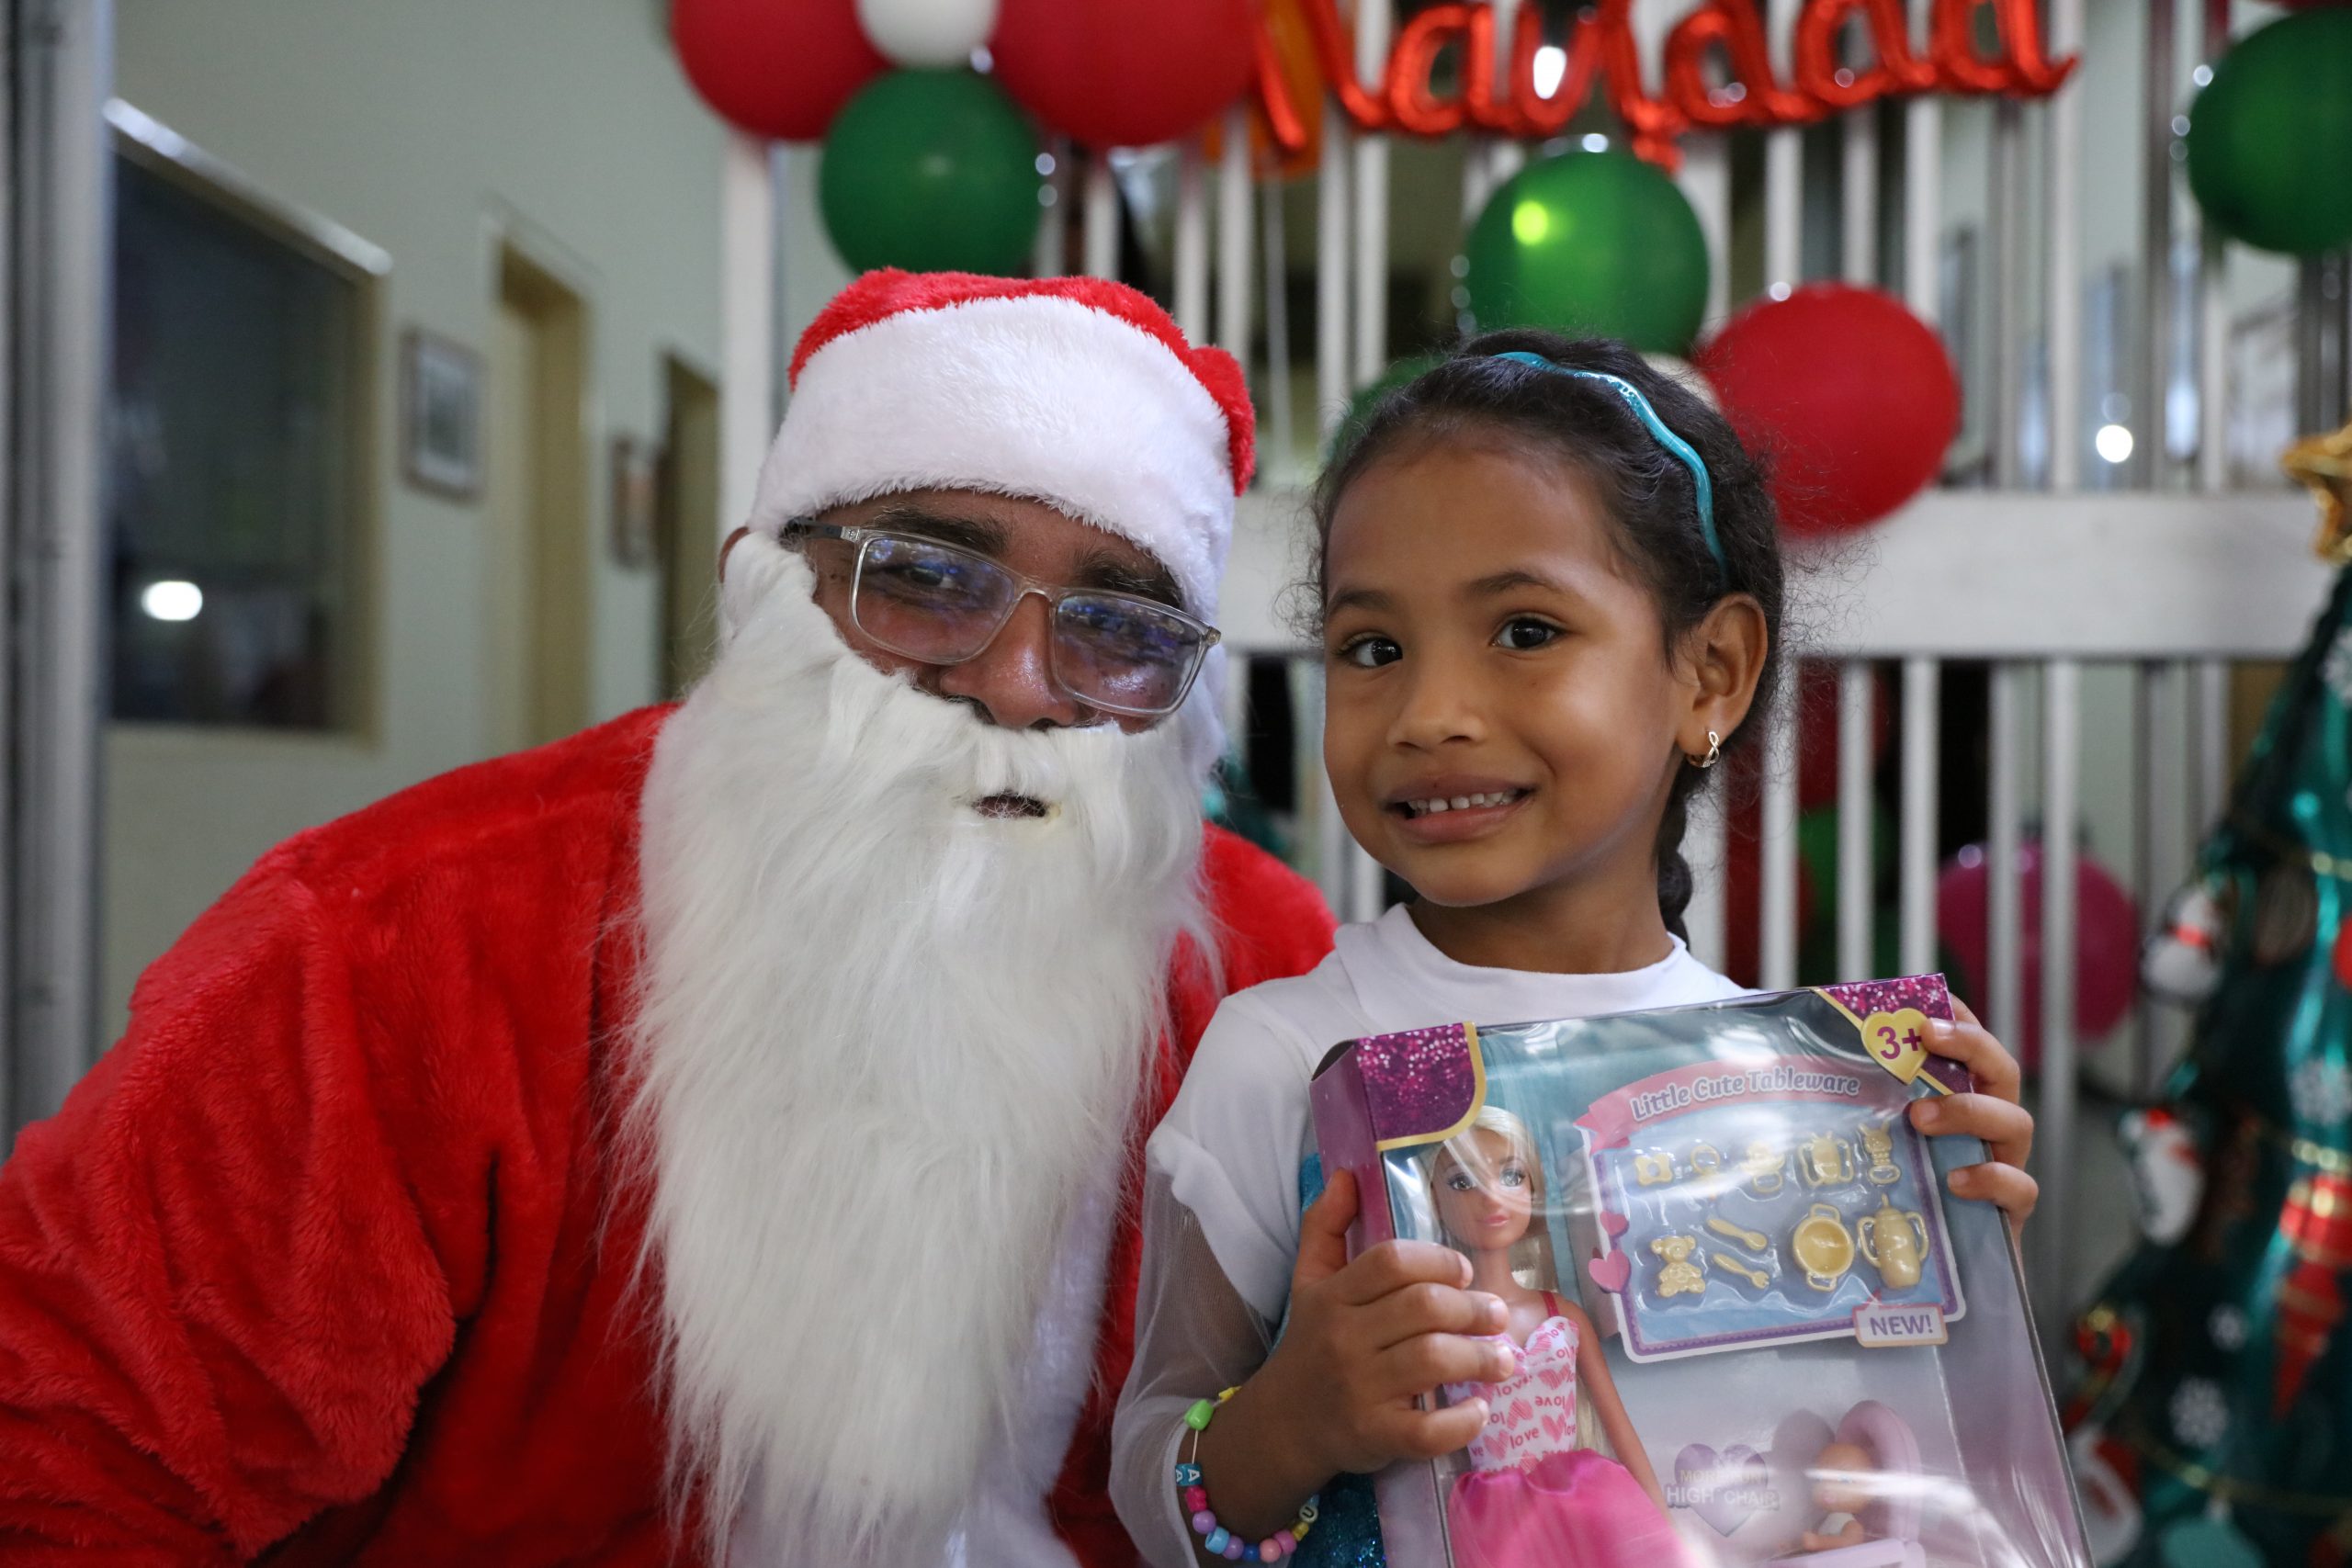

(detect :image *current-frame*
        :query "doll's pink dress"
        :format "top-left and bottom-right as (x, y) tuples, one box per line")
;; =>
(1442, 1294), (1684, 1568)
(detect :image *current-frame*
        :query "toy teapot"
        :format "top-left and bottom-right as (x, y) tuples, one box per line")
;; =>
(1858, 1196), (1931, 1290)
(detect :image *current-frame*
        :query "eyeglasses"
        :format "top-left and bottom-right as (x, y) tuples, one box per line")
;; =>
(782, 520), (1220, 718)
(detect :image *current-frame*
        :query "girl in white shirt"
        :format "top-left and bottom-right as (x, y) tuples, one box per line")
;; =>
(1109, 333), (2041, 1567)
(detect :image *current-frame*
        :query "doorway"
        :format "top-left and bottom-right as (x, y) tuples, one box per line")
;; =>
(484, 244), (590, 754)
(659, 355), (722, 697)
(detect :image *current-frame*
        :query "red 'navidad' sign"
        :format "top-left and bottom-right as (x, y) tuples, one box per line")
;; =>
(1252, 0), (2076, 169)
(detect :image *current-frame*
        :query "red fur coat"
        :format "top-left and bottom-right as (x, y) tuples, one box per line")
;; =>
(0, 707), (1334, 1564)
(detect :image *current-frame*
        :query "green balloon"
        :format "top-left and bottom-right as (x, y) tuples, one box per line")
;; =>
(820, 70), (1040, 276)
(2185, 9), (2352, 256)
(1464, 151), (1710, 355)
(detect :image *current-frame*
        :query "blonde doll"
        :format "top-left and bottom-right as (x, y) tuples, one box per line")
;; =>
(1426, 1107), (1675, 1568)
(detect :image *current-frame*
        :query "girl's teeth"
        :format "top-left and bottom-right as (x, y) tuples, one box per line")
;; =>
(1406, 790), (1525, 817)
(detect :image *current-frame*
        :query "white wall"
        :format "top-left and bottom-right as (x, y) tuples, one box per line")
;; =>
(103, 0), (730, 1038)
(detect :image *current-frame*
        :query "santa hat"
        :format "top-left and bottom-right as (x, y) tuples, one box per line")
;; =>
(749, 270), (1255, 621)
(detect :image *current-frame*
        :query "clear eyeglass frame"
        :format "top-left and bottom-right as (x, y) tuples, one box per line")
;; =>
(781, 518), (1220, 719)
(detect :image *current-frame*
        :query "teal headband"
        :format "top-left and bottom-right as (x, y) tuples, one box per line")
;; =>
(1492, 350), (1724, 577)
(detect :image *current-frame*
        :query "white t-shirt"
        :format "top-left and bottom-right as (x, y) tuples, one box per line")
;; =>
(1148, 902), (1748, 1323)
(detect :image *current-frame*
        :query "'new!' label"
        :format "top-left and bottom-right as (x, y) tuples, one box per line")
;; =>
(1854, 1302), (1948, 1348)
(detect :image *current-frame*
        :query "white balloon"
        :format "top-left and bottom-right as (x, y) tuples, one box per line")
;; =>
(855, 0), (1000, 69)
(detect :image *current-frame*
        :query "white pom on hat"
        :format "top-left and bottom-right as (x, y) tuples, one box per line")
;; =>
(749, 270), (1255, 621)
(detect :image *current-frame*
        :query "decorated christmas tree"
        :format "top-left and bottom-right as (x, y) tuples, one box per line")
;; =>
(2070, 417), (2352, 1567)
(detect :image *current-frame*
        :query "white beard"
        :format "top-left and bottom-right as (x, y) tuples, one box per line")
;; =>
(626, 534), (1216, 1565)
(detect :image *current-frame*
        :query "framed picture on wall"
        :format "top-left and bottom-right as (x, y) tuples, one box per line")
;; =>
(610, 434), (659, 569)
(402, 327), (482, 501)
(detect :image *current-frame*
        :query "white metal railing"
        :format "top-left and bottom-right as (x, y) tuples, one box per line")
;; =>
(1067, 0), (2342, 1338)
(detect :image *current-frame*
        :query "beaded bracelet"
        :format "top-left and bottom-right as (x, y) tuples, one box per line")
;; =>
(1175, 1386), (1319, 1562)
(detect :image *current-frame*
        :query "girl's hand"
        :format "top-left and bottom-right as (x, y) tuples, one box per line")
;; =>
(1262, 1168), (1511, 1477)
(1907, 995), (2039, 1226)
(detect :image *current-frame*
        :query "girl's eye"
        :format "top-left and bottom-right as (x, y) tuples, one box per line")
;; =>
(1498, 1163), (1528, 1189)
(1335, 633), (1402, 669)
(1495, 616), (1561, 652)
(1445, 1170), (1476, 1192)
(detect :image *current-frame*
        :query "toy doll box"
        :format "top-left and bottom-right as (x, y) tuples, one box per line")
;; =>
(1309, 976), (2090, 1568)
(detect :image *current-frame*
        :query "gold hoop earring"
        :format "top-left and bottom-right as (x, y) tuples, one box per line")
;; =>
(1688, 729), (1722, 770)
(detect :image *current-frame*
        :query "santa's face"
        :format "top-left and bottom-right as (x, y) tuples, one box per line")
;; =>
(733, 487), (1195, 739)
(630, 519), (1217, 1565)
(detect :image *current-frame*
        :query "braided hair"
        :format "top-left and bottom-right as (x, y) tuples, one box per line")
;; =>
(1309, 330), (1786, 940)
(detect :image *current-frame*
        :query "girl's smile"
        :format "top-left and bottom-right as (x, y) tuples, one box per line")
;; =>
(1385, 776), (1537, 842)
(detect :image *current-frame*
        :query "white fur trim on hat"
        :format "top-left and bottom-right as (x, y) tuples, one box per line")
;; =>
(749, 277), (1248, 621)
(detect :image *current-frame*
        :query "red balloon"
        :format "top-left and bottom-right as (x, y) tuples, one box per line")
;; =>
(991, 0), (1257, 150)
(673, 0), (888, 142)
(1696, 283), (1961, 537)
(1935, 840), (2139, 1071)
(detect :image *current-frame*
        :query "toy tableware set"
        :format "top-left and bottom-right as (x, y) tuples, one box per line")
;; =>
(1310, 976), (2090, 1568)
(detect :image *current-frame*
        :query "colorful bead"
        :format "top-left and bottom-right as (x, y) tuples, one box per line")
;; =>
(1175, 1463), (1202, 1485)
(1221, 1540), (1246, 1562)
(1183, 1399), (1217, 1431)
(1182, 1485), (1208, 1512)
(1275, 1533), (1298, 1556)
(1260, 1541), (1283, 1562)
(1205, 1527), (1232, 1553)
(1192, 1510), (1217, 1535)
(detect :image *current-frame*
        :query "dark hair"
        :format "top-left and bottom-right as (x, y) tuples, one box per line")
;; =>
(1308, 329), (1787, 942)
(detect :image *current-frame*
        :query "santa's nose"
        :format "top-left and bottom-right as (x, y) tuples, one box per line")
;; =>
(935, 592), (1085, 730)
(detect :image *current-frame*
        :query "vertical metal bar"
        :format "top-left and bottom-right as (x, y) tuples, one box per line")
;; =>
(1261, 179), (1295, 482)
(1351, 0), (1391, 386)
(2141, 0), (2177, 491)
(720, 138), (776, 577)
(1762, 707), (1801, 990)
(1988, 664), (2026, 1055)
(1843, 105), (1879, 288)
(1686, 795), (1730, 974)
(1174, 141), (1210, 342)
(1317, 103), (1352, 436)
(1899, 659), (1941, 974)
(1486, 0), (1523, 200)
(1991, 99), (2025, 487)
(2035, 660), (2082, 1343)
(2138, 661), (2191, 1094)
(2195, 658), (2230, 832)
(1905, 0), (1942, 321)
(1679, 140), (1733, 330)
(1033, 135), (1071, 278)
(1764, 0), (1803, 294)
(9, 0), (115, 1126)
(2196, 3), (2229, 493)
(1082, 154), (1118, 280)
(1217, 107), (1254, 359)
(1838, 661), (1875, 981)
(2047, 0), (2087, 490)
(0, 0), (16, 1124)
